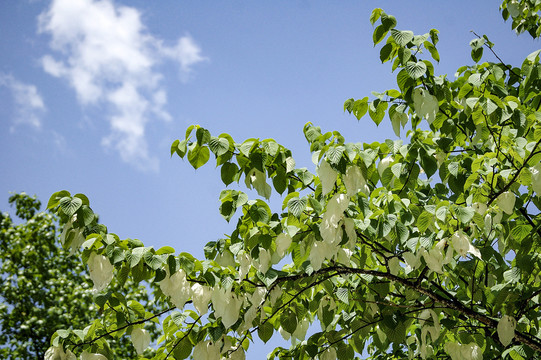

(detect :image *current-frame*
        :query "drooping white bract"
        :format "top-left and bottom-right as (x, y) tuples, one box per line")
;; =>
(220, 338), (246, 360)
(192, 340), (220, 360)
(87, 253), (114, 292)
(80, 352), (108, 360)
(275, 233), (292, 259)
(237, 250), (251, 282)
(472, 202), (487, 215)
(403, 251), (422, 272)
(343, 165), (369, 196)
(211, 287), (242, 328)
(497, 315), (516, 346)
(255, 248), (271, 274)
(413, 87), (439, 124)
(531, 163), (541, 194)
(419, 309), (440, 342)
(44, 346), (76, 360)
(377, 156), (394, 179)
(421, 247), (444, 274)
(444, 342), (482, 360)
(309, 240), (329, 271)
(192, 283), (212, 315)
(215, 250), (235, 267)
(60, 215), (85, 255)
(317, 160), (337, 195)
(130, 328), (150, 355)
(320, 346), (337, 360)
(244, 168), (272, 199)
(497, 191), (515, 215)
(279, 326), (291, 341)
(320, 193), (349, 244)
(160, 269), (192, 309)
(450, 231), (481, 259)
(292, 317), (310, 341)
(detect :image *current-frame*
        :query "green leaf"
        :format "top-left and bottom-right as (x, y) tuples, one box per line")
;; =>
(188, 144), (210, 169)
(405, 61), (427, 79)
(369, 8), (382, 25)
(208, 136), (230, 157)
(391, 29), (414, 46)
(258, 321), (273, 343)
(195, 127), (211, 145)
(156, 246), (176, 255)
(173, 337), (193, 360)
(373, 24), (389, 45)
(471, 47), (484, 63)
(455, 206), (475, 223)
(424, 41), (440, 62)
(326, 146), (345, 165)
(352, 98), (369, 120)
(288, 197), (307, 218)
(336, 288), (349, 304)
(59, 196), (82, 217)
(380, 43), (393, 63)
(281, 309), (297, 334)
(221, 162), (239, 186)
(417, 211), (432, 233)
(47, 190), (70, 209)
(369, 100), (388, 126)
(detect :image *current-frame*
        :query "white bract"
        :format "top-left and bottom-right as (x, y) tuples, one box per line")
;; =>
(309, 240), (329, 271)
(237, 250), (251, 281)
(192, 340), (220, 360)
(444, 342), (482, 360)
(60, 215), (85, 255)
(497, 315), (516, 346)
(422, 247), (444, 274)
(377, 156), (394, 179)
(211, 287), (242, 328)
(472, 202), (487, 215)
(255, 248), (271, 273)
(320, 193), (349, 245)
(318, 160), (337, 195)
(321, 346), (337, 360)
(87, 253), (114, 292)
(343, 165), (369, 196)
(160, 269), (192, 309)
(192, 283), (212, 315)
(451, 231), (481, 259)
(44, 346), (76, 360)
(245, 168), (272, 199)
(131, 328), (150, 355)
(531, 163), (541, 194)
(275, 233), (292, 258)
(80, 352), (108, 360)
(413, 88), (439, 124)
(497, 191), (515, 215)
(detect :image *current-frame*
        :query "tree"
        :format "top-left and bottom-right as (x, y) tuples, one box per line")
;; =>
(45, 2), (541, 359)
(0, 193), (157, 359)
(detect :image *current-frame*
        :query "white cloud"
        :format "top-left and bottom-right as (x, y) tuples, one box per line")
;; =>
(38, 0), (207, 171)
(0, 73), (46, 131)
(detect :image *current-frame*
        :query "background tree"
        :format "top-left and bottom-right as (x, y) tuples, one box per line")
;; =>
(0, 193), (157, 359)
(45, 2), (541, 359)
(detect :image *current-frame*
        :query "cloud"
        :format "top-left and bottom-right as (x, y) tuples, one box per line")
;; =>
(38, 0), (207, 171)
(0, 73), (46, 131)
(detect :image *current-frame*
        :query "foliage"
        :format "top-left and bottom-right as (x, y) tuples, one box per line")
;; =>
(0, 193), (157, 359)
(501, 0), (541, 38)
(45, 3), (541, 360)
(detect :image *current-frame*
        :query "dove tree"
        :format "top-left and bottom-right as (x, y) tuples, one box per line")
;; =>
(45, 2), (541, 359)
(0, 193), (157, 359)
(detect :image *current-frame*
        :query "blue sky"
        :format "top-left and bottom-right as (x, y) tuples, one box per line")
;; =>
(0, 0), (539, 356)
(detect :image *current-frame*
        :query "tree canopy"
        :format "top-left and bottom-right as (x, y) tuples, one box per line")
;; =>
(44, 2), (541, 359)
(0, 193), (157, 359)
